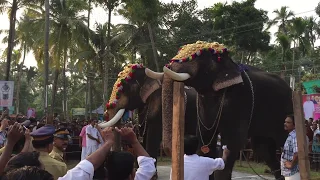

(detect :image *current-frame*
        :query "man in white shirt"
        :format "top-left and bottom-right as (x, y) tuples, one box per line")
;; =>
(85, 120), (102, 157)
(304, 96), (315, 120)
(170, 135), (230, 180)
(59, 127), (156, 180)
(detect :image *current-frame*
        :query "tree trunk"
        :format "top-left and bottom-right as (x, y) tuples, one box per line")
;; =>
(280, 47), (286, 80)
(16, 43), (27, 114)
(50, 69), (60, 124)
(44, 0), (50, 121)
(147, 23), (159, 71)
(103, 6), (112, 104)
(85, 77), (89, 119)
(63, 48), (68, 120)
(292, 41), (295, 75)
(5, 0), (18, 81)
(85, 0), (91, 119)
(89, 76), (92, 119)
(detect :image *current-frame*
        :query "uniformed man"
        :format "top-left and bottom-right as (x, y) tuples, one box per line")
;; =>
(30, 124), (67, 180)
(49, 128), (70, 163)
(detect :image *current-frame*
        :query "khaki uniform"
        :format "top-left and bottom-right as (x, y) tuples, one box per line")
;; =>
(39, 151), (67, 180)
(49, 146), (64, 163)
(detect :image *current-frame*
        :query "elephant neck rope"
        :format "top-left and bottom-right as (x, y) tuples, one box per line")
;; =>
(197, 70), (255, 152)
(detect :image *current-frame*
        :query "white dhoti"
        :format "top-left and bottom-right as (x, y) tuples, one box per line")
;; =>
(85, 145), (99, 157)
(285, 172), (300, 180)
(81, 146), (87, 160)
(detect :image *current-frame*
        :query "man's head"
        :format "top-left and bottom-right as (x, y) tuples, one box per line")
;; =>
(184, 135), (199, 155)
(312, 121), (318, 130)
(2, 166), (53, 180)
(284, 115), (295, 132)
(30, 125), (55, 153)
(89, 119), (97, 127)
(53, 128), (70, 151)
(307, 96), (311, 101)
(4, 151), (43, 173)
(106, 151), (135, 180)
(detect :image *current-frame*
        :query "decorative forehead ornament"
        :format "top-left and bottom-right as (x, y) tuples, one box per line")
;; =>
(169, 41), (228, 65)
(106, 64), (144, 109)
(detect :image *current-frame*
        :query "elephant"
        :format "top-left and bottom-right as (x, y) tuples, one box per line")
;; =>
(99, 64), (198, 177)
(148, 41), (293, 180)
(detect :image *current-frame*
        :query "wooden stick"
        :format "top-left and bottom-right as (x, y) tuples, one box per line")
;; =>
(171, 82), (185, 180)
(293, 91), (310, 180)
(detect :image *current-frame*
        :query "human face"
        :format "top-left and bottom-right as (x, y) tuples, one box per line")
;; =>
(53, 137), (69, 151)
(284, 117), (295, 132)
(312, 123), (318, 131)
(90, 120), (96, 126)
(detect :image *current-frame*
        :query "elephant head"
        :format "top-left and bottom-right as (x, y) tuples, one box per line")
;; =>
(99, 64), (164, 128)
(161, 41), (243, 153)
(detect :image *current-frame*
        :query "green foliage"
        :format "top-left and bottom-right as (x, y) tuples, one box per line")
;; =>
(2, 0), (320, 118)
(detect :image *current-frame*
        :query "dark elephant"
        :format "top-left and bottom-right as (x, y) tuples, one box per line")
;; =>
(151, 41), (292, 180)
(99, 64), (198, 176)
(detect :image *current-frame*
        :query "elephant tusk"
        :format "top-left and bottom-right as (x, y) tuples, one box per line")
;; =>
(163, 66), (191, 81)
(145, 68), (164, 80)
(98, 109), (125, 128)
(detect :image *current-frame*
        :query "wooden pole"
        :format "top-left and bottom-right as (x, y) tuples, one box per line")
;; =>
(293, 91), (310, 180)
(171, 82), (185, 180)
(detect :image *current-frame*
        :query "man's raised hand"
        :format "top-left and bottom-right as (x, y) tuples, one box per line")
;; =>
(7, 122), (24, 145)
(115, 127), (138, 144)
(102, 127), (114, 143)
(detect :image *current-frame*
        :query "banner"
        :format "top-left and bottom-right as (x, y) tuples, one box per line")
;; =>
(0, 106), (14, 115)
(27, 108), (36, 118)
(302, 94), (320, 120)
(71, 108), (86, 116)
(0, 81), (14, 107)
(302, 80), (320, 94)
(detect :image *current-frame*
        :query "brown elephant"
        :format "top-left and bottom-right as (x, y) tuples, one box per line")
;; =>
(148, 41), (292, 180)
(99, 64), (198, 177)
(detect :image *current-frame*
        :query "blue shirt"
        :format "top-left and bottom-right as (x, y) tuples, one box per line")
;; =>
(281, 130), (299, 177)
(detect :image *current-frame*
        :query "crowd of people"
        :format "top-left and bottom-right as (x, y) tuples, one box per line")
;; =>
(0, 106), (317, 180)
(0, 110), (159, 180)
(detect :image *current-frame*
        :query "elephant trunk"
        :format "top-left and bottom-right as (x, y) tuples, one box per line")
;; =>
(162, 74), (173, 156)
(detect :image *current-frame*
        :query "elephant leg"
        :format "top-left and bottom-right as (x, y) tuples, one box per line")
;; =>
(214, 149), (239, 180)
(251, 136), (284, 180)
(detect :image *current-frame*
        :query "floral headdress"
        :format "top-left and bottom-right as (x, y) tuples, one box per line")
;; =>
(106, 64), (144, 109)
(167, 41), (228, 66)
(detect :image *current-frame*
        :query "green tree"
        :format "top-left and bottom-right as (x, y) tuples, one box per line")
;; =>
(208, 0), (270, 63)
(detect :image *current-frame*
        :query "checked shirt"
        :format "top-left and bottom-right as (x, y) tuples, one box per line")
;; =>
(281, 129), (299, 177)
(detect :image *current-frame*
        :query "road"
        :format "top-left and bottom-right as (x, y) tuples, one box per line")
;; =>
(157, 166), (274, 180)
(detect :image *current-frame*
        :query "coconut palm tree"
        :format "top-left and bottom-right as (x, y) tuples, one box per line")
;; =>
(276, 33), (291, 79)
(268, 6), (295, 35)
(22, 0), (89, 120)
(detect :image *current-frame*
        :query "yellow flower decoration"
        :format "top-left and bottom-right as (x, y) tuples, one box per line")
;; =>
(107, 64), (144, 108)
(170, 41), (227, 63)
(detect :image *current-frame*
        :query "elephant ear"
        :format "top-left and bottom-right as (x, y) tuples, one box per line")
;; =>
(212, 58), (243, 91)
(140, 78), (162, 103)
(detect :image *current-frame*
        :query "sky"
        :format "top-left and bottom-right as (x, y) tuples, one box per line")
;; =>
(0, 0), (318, 68)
